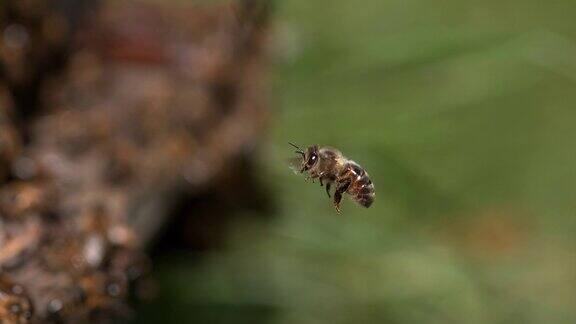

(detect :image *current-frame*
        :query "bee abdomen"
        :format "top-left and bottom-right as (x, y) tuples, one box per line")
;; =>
(351, 175), (375, 208)
(357, 192), (374, 207)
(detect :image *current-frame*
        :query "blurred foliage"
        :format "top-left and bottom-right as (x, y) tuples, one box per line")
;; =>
(137, 0), (576, 323)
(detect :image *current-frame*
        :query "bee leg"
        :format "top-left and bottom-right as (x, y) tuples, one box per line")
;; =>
(318, 172), (327, 186)
(325, 182), (331, 198)
(334, 191), (342, 212)
(334, 193), (342, 213)
(307, 171), (319, 183)
(333, 180), (350, 213)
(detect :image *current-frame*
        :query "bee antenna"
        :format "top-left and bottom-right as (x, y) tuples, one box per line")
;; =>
(288, 142), (301, 150)
(288, 142), (305, 156)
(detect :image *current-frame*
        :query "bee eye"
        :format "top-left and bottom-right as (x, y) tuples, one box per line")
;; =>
(308, 154), (317, 165)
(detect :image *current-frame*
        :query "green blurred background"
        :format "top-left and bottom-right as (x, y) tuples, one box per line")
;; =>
(138, 0), (576, 323)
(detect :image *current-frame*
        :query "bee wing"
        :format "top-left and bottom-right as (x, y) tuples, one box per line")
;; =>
(286, 157), (303, 174)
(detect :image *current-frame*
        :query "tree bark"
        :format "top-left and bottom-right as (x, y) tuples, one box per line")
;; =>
(0, 0), (270, 322)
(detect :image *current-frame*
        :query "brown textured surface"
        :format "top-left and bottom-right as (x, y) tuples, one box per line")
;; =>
(0, 0), (269, 322)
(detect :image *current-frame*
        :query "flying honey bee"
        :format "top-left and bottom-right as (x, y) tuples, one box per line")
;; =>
(289, 143), (375, 212)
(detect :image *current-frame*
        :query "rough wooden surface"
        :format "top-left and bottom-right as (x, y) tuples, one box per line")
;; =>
(0, 0), (270, 322)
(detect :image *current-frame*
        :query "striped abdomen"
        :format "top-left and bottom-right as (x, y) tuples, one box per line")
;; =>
(341, 162), (375, 208)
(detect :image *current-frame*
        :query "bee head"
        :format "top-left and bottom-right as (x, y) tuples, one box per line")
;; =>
(289, 142), (319, 173)
(303, 145), (319, 172)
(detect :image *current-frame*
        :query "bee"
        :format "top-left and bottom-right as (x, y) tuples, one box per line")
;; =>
(289, 143), (375, 212)
(0, 275), (33, 323)
(0, 182), (50, 219)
